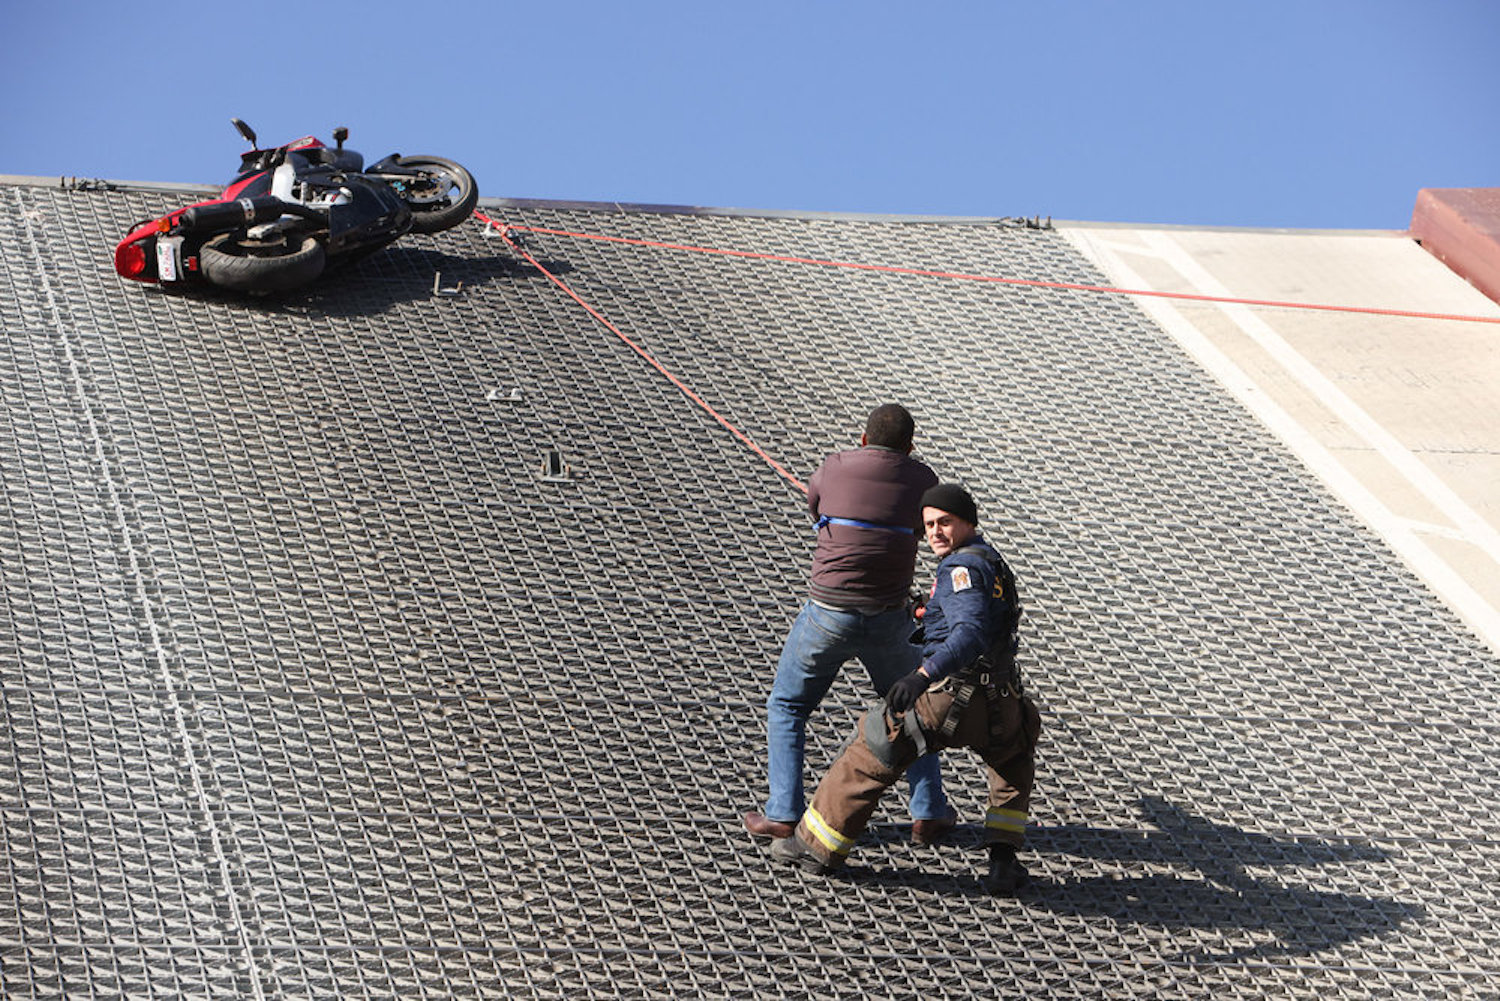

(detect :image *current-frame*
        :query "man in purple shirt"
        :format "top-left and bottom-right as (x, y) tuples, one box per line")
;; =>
(744, 405), (954, 845)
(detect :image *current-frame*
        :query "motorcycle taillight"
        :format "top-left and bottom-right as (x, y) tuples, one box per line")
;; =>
(115, 240), (150, 280)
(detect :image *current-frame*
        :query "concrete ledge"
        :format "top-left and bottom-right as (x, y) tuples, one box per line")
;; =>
(1411, 187), (1500, 306)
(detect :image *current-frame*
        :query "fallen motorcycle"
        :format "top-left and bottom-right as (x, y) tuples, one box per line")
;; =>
(114, 118), (478, 293)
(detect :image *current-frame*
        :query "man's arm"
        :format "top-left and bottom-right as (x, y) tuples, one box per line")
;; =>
(919, 559), (994, 682)
(907, 461), (939, 531)
(806, 459), (825, 518)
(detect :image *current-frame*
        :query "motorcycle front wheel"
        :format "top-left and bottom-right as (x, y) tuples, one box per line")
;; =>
(199, 233), (326, 293)
(396, 156), (479, 234)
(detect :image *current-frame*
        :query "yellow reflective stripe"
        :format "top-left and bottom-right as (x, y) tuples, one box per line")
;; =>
(804, 807), (856, 857)
(984, 808), (1028, 833)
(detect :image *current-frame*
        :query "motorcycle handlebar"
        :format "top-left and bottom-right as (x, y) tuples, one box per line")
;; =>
(180, 196), (320, 233)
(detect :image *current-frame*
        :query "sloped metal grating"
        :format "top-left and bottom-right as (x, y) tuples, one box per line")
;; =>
(2, 179), (1498, 998)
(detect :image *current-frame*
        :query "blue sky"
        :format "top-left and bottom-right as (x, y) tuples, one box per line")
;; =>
(3, 1), (1496, 229)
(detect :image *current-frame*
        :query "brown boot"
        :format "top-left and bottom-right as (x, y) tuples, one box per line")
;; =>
(743, 812), (795, 840)
(910, 806), (959, 846)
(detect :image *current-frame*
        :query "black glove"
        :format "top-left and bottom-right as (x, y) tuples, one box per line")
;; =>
(886, 671), (931, 713)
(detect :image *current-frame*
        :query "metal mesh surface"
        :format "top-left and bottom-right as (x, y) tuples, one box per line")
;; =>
(2, 180), (1498, 998)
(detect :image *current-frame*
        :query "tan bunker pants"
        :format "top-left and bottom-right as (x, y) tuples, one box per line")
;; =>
(795, 680), (1041, 867)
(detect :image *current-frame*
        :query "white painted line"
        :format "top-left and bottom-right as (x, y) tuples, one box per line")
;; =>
(1065, 228), (1500, 655)
(1402, 518), (1475, 543)
(16, 190), (271, 999)
(1085, 235), (1169, 259)
(1140, 229), (1500, 568)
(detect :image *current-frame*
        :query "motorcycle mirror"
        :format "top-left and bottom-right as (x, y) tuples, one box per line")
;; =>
(231, 118), (258, 147)
(333, 126), (348, 150)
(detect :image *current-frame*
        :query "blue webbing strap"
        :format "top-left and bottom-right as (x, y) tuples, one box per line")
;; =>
(814, 515), (915, 535)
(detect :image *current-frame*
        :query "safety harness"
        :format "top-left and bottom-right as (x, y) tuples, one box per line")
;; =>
(935, 544), (1023, 745)
(814, 515), (915, 535)
(873, 544), (1027, 765)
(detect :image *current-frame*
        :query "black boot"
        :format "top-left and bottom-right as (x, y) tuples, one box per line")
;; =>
(771, 834), (837, 875)
(985, 843), (1030, 896)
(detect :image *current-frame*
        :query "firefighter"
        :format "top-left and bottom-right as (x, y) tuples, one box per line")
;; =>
(770, 483), (1041, 895)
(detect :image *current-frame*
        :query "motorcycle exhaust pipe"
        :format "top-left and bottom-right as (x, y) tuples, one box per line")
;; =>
(180, 196), (321, 232)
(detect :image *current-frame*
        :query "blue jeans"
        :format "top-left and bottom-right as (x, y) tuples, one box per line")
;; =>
(763, 600), (947, 822)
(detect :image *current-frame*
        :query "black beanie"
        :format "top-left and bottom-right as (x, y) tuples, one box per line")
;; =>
(921, 483), (978, 526)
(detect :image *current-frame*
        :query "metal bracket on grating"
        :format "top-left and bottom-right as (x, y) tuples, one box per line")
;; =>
(431, 271), (463, 297)
(59, 176), (118, 192)
(541, 448), (571, 483)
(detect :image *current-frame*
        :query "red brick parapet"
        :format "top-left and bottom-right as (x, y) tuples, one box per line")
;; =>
(1411, 188), (1500, 307)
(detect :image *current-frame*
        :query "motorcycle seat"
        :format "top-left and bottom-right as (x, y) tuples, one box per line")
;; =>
(303, 147), (365, 172)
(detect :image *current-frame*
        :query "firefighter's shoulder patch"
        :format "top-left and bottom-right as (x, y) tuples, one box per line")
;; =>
(950, 566), (973, 592)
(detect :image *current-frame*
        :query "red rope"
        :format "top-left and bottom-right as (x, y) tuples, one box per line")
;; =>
(474, 207), (1500, 496)
(474, 211), (808, 494)
(499, 221), (1500, 327)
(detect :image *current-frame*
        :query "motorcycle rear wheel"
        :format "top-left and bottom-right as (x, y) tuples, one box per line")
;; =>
(199, 233), (326, 293)
(397, 156), (479, 233)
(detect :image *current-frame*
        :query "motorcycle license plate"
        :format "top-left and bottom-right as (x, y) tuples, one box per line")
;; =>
(156, 239), (180, 282)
